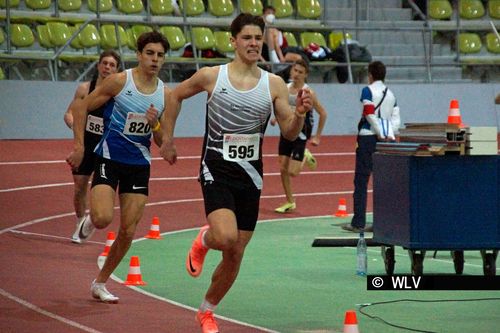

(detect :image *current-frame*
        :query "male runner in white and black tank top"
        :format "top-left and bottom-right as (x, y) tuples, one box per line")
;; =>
(63, 50), (120, 244)
(159, 13), (313, 333)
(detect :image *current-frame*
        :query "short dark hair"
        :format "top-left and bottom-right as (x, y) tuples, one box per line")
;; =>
(293, 58), (309, 73)
(99, 50), (121, 68)
(230, 13), (265, 37)
(137, 30), (169, 53)
(368, 61), (386, 81)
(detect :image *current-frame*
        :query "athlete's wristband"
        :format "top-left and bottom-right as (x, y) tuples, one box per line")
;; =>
(295, 111), (306, 118)
(152, 121), (161, 132)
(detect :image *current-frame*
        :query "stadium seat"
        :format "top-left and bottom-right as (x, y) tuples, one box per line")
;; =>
(297, 0), (322, 19)
(58, 0), (81, 11)
(240, 0), (263, 16)
(26, 0), (52, 10)
(0, 67), (4, 80)
(47, 22), (72, 47)
(116, 0), (143, 14)
(282, 31), (297, 47)
(208, 0), (234, 17)
(191, 27), (216, 56)
(0, 27), (5, 45)
(214, 31), (234, 54)
(300, 31), (327, 49)
(100, 24), (128, 49)
(489, 0), (500, 19)
(329, 31), (352, 50)
(458, 33), (482, 53)
(0, 0), (20, 8)
(68, 26), (83, 49)
(150, 0), (174, 15)
(76, 23), (100, 48)
(88, 0), (113, 13)
(128, 25), (153, 50)
(459, 0), (485, 19)
(179, 0), (205, 16)
(269, 0), (294, 18)
(428, 0), (453, 20)
(485, 32), (500, 53)
(159, 26), (186, 51)
(11, 24), (35, 48)
(36, 25), (54, 48)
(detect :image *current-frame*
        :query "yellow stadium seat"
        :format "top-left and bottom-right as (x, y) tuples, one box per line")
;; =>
(240, 0), (263, 15)
(459, 0), (485, 19)
(214, 31), (234, 54)
(297, 0), (322, 19)
(100, 24), (128, 49)
(269, 0), (294, 18)
(47, 22), (72, 47)
(159, 26), (186, 51)
(428, 0), (453, 20)
(329, 31), (352, 50)
(283, 31), (297, 47)
(68, 26), (84, 49)
(485, 32), (500, 53)
(179, 0), (205, 16)
(191, 27), (216, 51)
(88, 0), (113, 13)
(300, 31), (327, 49)
(489, 0), (500, 19)
(208, 0), (234, 17)
(0, 27), (5, 45)
(0, 0), (20, 8)
(26, 0), (52, 10)
(36, 24), (53, 48)
(116, 0), (143, 14)
(58, 0), (81, 11)
(11, 24), (35, 48)
(150, 0), (174, 15)
(0, 67), (5, 80)
(458, 33), (482, 53)
(76, 23), (100, 48)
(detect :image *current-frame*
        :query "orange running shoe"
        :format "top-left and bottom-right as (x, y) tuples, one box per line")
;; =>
(196, 310), (219, 333)
(186, 225), (210, 277)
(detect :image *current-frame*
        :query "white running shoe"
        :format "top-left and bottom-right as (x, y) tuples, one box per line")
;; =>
(72, 215), (95, 244)
(91, 280), (119, 304)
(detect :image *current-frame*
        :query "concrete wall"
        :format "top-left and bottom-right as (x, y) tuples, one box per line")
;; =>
(0, 81), (499, 139)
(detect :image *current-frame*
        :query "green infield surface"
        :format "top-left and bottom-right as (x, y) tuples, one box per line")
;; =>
(113, 216), (500, 333)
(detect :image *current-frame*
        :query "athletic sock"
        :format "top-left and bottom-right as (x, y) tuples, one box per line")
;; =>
(199, 299), (217, 313)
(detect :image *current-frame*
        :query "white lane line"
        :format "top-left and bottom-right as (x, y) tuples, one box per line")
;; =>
(0, 288), (104, 333)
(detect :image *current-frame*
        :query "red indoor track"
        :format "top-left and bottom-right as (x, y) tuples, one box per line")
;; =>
(0, 136), (360, 333)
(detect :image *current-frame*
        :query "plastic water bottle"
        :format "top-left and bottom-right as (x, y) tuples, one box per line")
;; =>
(356, 231), (367, 276)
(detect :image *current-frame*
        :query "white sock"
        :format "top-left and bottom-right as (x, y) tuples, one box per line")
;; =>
(199, 299), (217, 313)
(201, 230), (208, 248)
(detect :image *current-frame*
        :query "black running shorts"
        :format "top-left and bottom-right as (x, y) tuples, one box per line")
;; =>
(91, 156), (150, 195)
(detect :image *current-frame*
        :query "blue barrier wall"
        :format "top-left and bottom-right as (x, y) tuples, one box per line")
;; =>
(0, 81), (499, 139)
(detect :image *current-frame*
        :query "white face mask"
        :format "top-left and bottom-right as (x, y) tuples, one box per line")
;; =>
(265, 14), (275, 24)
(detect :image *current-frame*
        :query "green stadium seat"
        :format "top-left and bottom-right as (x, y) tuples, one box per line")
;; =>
(68, 26), (83, 49)
(300, 31), (327, 49)
(489, 0), (500, 19)
(128, 25), (153, 50)
(329, 31), (352, 50)
(428, 0), (453, 20)
(208, 0), (234, 17)
(297, 0), (322, 19)
(485, 32), (500, 53)
(0, 67), (5, 80)
(88, 0), (113, 13)
(116, 0), (143, 14)
(47, 22), (72, 47)
(458, 33), (482, 53)
(100, 24), (128, 49)
(191, 27), (216, 56)
(58, 0), (81, 11)
(11, 24), (35, 48)
(26, 0), (52, 10)
(36, 24), (54, 48)
(283, 31), (297, 47)
(214, 31), (234, 54)
(269, 0), (294, 18)
(240, 0), (263, 16)
(159, 26), (186, 50)
(179, 0), (205, 16)
(0, 0), (20, 8)
(0, 27), (5, 45)
(150, 0), (174, 15)
(76, 23), (100, 48)
(459, 0), (485, 19)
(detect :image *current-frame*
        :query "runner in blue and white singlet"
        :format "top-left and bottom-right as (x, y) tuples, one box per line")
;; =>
(94, 69), (164, 166)
(200, 64), (273, 190)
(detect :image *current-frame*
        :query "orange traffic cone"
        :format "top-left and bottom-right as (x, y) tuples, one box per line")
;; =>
(123, 256), (147, 285)
(145, 216), (162, 239)
(334, 198), (349, 217)
(447, 99), (465, 128)
(99, 231), (115, 257)
(343, 310), (360, 333)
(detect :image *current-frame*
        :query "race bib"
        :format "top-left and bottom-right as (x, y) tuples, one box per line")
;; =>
(86, 115), (104, 135)
(123, 112), (151, 136)
(223, 133), (260, 162)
